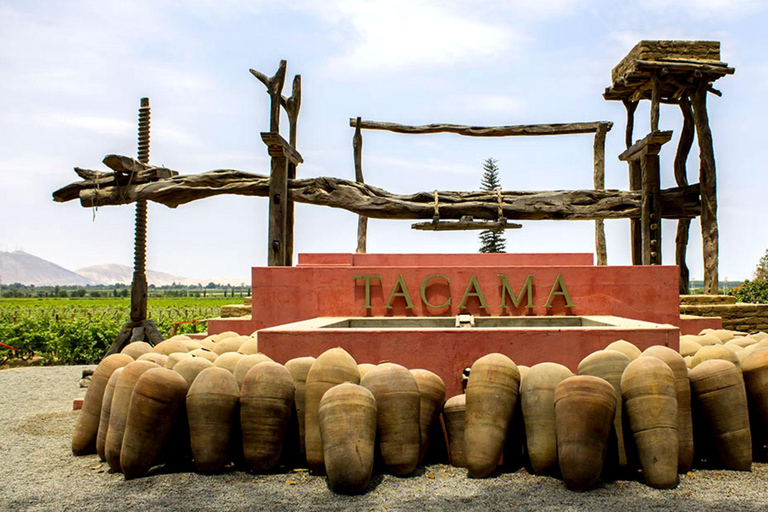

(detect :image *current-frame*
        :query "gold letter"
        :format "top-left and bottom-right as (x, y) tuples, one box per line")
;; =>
(420, 274), (451, 309)
(384, 274), (416, 309)
(353, 275), (382, 309)
(499, 274), (534, 309)
(459, 274), (489, 309)
(544, 273), (574, 308)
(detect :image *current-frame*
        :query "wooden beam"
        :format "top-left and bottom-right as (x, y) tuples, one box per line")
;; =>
(641, 151), (662, 266)
(619, 131), (673, 161)
(412, 218), (522, 231)
(285, 75), (301, 267)
(353, 117), (367, 253)
(348, 119), (613, 137)
(623, 99), (643, 266)
(593, 123), (609, 266)
(675, 96), (695, 294)
(260, 132), (303, 166)
(250, 60), (286, 133)
(267, 154), (289, 267)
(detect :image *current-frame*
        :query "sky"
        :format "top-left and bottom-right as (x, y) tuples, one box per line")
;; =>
(1, 0), (767, 283)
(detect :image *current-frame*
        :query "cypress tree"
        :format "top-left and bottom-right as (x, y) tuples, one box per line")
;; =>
(478, 158), (506, 253)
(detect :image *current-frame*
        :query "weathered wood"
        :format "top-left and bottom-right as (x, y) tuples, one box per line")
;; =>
(55, 162), (702, 221)
(250, 61), (286, 133)
(268, 155), (289, 267)
(623, 99), (643, 266)
(353, 117), (367, 254)
(611, 41), (722, 84)
(260, 132), (303, 166)
(675, 96), (695, 294)
(619, 131), (673, 162)
(593, 123), (609, 266)
(650, 75), (660, 132)
(641, 152), (662, 266)
(348, 119), (613, 137)
(691, 81), (720, 294)
(285, 75), (301, 267)
(412, 217), (522, 231)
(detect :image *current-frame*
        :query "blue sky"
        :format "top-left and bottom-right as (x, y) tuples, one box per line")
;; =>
(1, 0), (766, 282)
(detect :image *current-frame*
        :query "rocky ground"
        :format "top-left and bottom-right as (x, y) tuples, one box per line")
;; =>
(2, 365), (768, 511)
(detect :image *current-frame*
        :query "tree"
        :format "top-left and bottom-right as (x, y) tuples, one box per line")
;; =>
(478, 158), (506, 253)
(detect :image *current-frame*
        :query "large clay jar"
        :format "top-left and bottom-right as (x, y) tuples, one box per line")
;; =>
(72, 353), (133, 456)
(213, 335), (248, 355)
(689, 359), (752, 470)
(410, 369), (447, 464)
(104, 360), (158, 472)
(96, 367), (124, 461)
(504, 365), (529, 472)
(621, 357), (678, 489)
(554, 375), (617, 492)
(285, 356), (316, 458)
(679, 336), (702, 358)
(691, 345), (740, 369)
(521, 362), (573, 475)
(443, 394), (467, 468)
(165, 351), (192, 369)
(137, 352), (168, 366)
(696, 333), (723, 347)
(605, 340), (642, 361)
(464, 353), (520, 478)
(120, 367), (189, 479)
(319, 383), (377, 494)
(240, 361), (295, 472)
(174, 357), (215, 387)
(190, 348), (218, 363)
(641, 346), (694, 473)
(358, 363), (376, 379)
(577, 350), (631, 470)
(361, 363), (421, 475)
(121, 341), (152, 360)
(234, 354), (274, 389)
(237, 337), (259, 355)
(742, 349), (768, 425)
(186, 366), (240, 473)
(151, 338), (189, 356)
(305, 348), (360, 474)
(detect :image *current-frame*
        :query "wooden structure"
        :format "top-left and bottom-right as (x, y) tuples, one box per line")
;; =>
(604, 40), (734, 294)
(53, 41), (732, 290)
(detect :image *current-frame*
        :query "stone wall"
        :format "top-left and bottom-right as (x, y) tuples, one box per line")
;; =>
(680, 295), (768, 332)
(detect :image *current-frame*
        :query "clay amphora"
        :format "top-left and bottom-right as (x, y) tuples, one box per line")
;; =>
(696, 333), (723, 346)
(319, 383), (377, 494)
(464, 353), (520, 478)
(213, 351), (244, 373)
(358, 363), (376, 379)
(237, 337), (259, 355)
(689, 359), (752, 470)
(642, 346), (694, 473)
(120, 367), (189, 479)
(173, 357), (214, 387)
(218, 331), (239, 339)
(165, 351), (192, 369)
(234, 354), (273, 389)
(72, 353), (133, 456)
(521, 362), (573, 475)
(182, 339), (202, 351)
(621, 357), (678, 489)
(691, 344), (740, 369)
(213, 335), (249, 355)
(605, 340), (642, 361)
(104, 360), (159, 472)
(740, 349), (768, 428)
(240, 361), (295, 472)
(96, 367), (124, 461)
(712, 329), (736, 343)
(137, 352), (168, 366)
(361, 363), (421, 475)
(151, 338), (189, 355)
(190, 348), (218, 362)
(443, 394), (467, 468)
(305, 348), (360, 474)
(410, 369), (446, 464)
(199, 335), (219, 351)
(121, 341), (152, 360)
(187, 367), (240, 473)
(679, 336), (702, 357)
(285, 356), (316, 458)
(554, 375), (617, 492)
(577, 350), (631, 469)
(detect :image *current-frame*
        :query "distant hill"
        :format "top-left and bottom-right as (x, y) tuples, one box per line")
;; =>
(0, 251), (248, 286)
(0, 250), (90, 286)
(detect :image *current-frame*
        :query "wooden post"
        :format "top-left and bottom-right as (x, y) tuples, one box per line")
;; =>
(353, 117), (367, 253)
(285, 75), (301, 266)
(674, 96), (695, 294)
(623, 99), (643, 265)
(691, 81), (720, 294)
(593, 123), (610, 265)
(130, 98), (150, 322)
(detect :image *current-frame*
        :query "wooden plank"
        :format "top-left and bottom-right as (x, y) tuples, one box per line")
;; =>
(267, 155), (289, 266)
(412, 218), (522, 231)
(611, 40), (721, 84)
(348, 119), (613, 137)
(619, 130), (673, 161)
(691, 81), (720, 294)
(260, 132), (304, 166)
(593, 123), (609, 266)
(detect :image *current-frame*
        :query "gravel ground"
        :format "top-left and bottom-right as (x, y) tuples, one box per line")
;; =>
(2, 365), (768, 511)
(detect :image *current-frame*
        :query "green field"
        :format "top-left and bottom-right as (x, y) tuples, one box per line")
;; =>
(0, 296), (237, 365)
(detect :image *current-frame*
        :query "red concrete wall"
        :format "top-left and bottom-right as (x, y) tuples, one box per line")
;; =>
(298, 253), (594, 267)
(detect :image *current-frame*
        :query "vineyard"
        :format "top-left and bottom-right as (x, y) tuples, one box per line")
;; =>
(0, 297), (235, 366)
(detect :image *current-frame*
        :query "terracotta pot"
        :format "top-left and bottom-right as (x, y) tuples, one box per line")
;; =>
(443, 394), (467, 468)
(285, 356), (316, 458)
(305, 348), (360, 474)
(234, 354), (274, 389)
(182, 339), (202, 351)
(190, 348), (218, 362)
(554, 375), (617, 492)
(213, 352), (244, 373)
(151, 338), (190, 355)
(237, 337), (259, 355)
(521, 362), (573, 475)
(740, 349), (768, 429)
(691, 345), (740, 369)
(319, 383), (377, 494)
(605, 340), (641, 361)
(213, 335), (249, 355)
(121, 342), (152, 360)
(357, 363), (376, 379)
(577, 349), (631, 470)
(712, 329), (736, 343)
(72, 353), (133, 456)
(621, 357), (678, 489)
(641, 346), (694, 473)
(410, 369), (446, 464)
(104, 360), (158, 472)
(165, 351), (192, 369)
(464, 353), (520, 478)
(696, 333), (723, 346)
(199, 335), (219, 351)
(679, 336), (702, 358)
(689, 359), (752, 470)
(137, 353), (168, 366)
(96, 367), (124, 461)
(186, 367), (240, 473)
(360, 363), (421, 475)
(240, 361), (295, 472)
(173, 357), (214, 387)
(120, 367), (189, 479)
